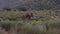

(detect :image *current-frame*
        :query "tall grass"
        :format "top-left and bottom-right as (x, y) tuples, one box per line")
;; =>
(0, 10), (60, 34)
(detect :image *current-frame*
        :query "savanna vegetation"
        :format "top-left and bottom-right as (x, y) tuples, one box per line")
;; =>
(0, 10), (60, 34)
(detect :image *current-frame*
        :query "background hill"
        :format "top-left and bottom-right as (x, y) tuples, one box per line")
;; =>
(0, 0), (60, 10)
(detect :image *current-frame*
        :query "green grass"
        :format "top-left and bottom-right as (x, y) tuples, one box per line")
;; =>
(0, 10), (60, 34)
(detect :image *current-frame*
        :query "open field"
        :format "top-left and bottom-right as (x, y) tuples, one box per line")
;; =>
(0, 10), (60, 34)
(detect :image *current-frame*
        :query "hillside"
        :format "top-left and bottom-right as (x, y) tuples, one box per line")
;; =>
(0, 0), (60, 10)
